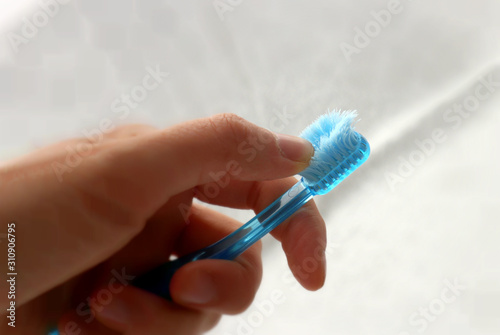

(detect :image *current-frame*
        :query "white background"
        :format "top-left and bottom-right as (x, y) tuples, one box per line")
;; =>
(0, 1), (499, 334)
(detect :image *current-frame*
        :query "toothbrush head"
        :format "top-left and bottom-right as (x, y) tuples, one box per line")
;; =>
(298, 110), (370, 195)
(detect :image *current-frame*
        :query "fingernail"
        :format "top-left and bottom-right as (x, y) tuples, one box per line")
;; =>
(276, 133), (314, 163)
(96, 294), (130, 326)
(178, 270), (217, 305)
(320, 249), (327, 284)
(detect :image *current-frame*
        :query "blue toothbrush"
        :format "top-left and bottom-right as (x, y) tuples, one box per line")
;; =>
(132, 111), (370, 300)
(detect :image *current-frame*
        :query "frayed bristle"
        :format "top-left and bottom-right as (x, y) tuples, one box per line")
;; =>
(299, 110), (370, 194)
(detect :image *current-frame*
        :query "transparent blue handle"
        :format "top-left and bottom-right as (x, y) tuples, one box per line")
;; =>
(132, 180), (314, 300)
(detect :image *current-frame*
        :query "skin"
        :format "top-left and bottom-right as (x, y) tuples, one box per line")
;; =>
(0, 114), (327, 334)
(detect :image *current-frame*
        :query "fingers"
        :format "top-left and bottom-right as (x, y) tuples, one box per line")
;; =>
(170, 259), (262, 315)
(194, 177), (327, 291)
(88, 285), (220, 335)
(74, 204), (259, 333)
(92, 113), (314, 216)
(170, 205), (263, 314)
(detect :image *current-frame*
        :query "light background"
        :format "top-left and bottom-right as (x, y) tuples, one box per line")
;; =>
(0, 1), (499, 334)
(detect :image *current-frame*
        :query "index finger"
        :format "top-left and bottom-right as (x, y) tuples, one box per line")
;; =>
(81, 113), (314, 218)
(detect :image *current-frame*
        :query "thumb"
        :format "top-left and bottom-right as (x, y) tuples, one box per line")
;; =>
(99, 113), (314, 215)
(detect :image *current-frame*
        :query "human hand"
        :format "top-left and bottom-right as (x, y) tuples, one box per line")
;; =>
(0, 114), (327, 334)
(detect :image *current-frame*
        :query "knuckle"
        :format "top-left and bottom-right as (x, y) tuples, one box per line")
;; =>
(208, 113), (250, 142)
(211, 112), (246, 126)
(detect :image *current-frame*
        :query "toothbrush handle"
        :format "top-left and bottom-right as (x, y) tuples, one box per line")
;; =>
(132, 180), (314, 300)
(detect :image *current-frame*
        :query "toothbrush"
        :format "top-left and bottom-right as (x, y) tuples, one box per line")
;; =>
(132, 111), (370, 300)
